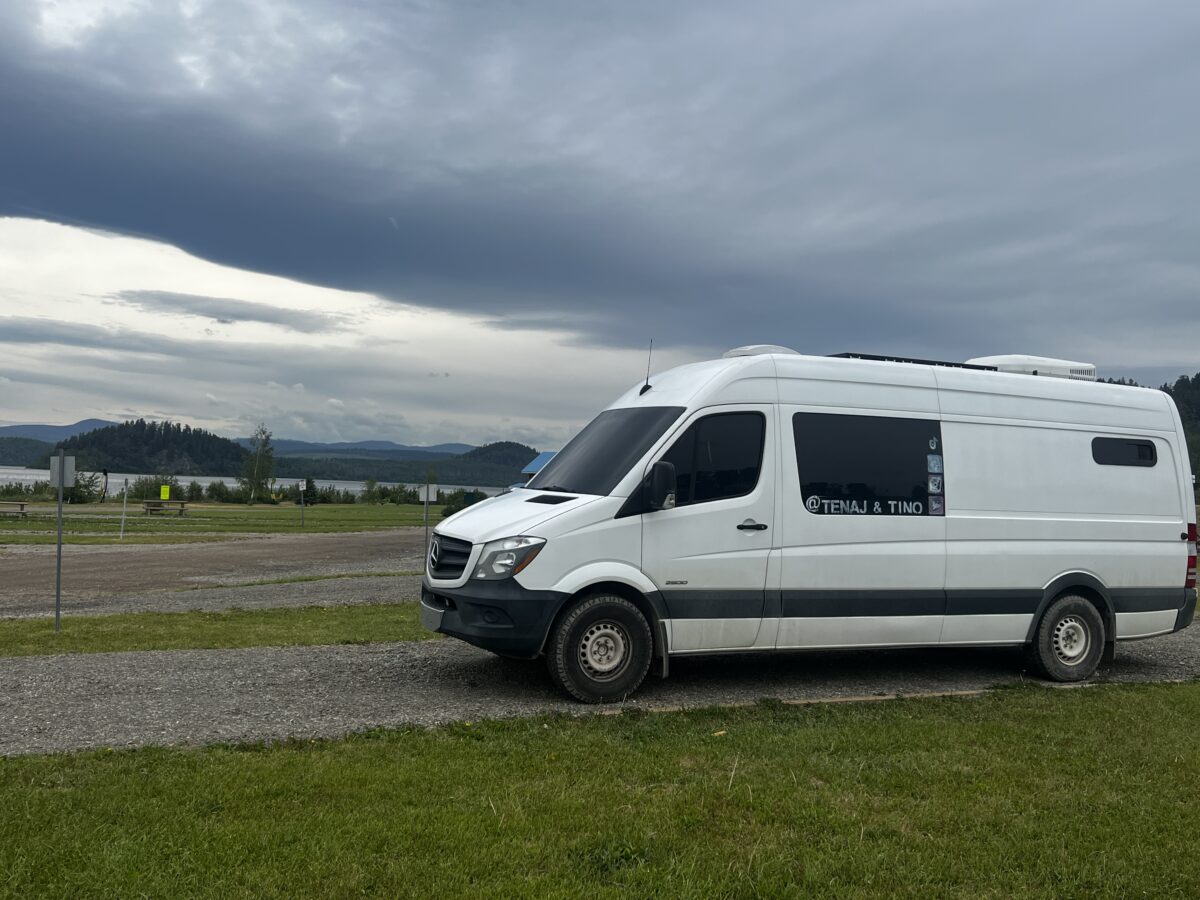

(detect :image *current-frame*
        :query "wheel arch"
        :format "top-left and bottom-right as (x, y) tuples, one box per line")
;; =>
(1025, 572), (1115, 646)
(538, 579), (670, 672)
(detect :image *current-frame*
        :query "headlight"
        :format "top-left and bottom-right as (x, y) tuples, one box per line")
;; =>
(472, 536), (546, 581)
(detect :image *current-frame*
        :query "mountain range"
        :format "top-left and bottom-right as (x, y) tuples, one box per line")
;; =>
(235, 437), (473, 460)
(0, 419), (117, 442)
(0, 421), (476, 459)
(0, 420), (534, 486)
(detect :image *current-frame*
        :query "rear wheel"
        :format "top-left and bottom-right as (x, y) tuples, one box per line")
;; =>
(546, 594), (653, 703)
(1026, 594), (1105, 682)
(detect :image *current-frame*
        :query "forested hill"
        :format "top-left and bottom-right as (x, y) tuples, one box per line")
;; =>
(0, 437), (52, 466)
(36, 419), (539, 485)
(46, 420), (249, 475)
(1163, 375), (1200, 482)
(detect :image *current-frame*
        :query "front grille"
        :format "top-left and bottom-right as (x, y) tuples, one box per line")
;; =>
(428, 533), (472, 579)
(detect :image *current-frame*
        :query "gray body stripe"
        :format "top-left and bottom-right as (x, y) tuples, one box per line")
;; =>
(782, 590), (943, 618)
(659, 587), (1187, 620)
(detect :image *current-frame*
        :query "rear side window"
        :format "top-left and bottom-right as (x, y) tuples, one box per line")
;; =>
(794, 413), (944, 516)
(1092, 437), (1157, 467)
(661, 412), (765, 506)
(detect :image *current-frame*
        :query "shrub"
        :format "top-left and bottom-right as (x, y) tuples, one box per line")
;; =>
(125, 475), (181, 501)
(441, 488), (487, 518)
(205, 480), (233, 503)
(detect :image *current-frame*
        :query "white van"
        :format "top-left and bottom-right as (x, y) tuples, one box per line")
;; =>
(421, 348), (1197, 702)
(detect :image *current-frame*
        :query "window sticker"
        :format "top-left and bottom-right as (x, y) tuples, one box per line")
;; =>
(793, 413), (946, 517)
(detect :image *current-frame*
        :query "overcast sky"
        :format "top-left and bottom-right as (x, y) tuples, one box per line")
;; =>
(2, 0), (1198, 447)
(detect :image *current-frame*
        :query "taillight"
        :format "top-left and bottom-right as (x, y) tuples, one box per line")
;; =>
(1188, 523), (1197, 590)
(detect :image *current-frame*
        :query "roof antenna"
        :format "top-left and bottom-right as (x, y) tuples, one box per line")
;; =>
(639, 339), (654, 395)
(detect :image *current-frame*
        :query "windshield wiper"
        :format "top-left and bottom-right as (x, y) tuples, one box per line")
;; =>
(533, 484), (575, 493)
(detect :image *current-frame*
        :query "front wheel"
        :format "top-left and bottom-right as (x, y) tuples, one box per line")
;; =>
(546, 594), (653, 703)
(1026, 594), (1105, 682)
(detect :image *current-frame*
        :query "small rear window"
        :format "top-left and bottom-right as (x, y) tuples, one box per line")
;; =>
(1092, 437), (1157, 467)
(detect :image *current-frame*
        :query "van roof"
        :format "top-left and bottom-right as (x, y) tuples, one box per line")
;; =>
(608, 350), (1174, 432)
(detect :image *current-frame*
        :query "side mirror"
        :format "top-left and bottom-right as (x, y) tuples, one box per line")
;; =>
(647, 461), (677, 511)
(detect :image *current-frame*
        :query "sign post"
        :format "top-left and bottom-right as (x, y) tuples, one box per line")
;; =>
(298, 481), (305, 528)
(50, 450), (75, 633)
(421, 483), (438, 554)
(119, 477), (128, 540)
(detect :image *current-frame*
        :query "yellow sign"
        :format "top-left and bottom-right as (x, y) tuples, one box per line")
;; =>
(160, 485), (170, 501)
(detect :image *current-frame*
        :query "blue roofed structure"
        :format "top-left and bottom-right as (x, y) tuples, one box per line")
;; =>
(521, 451), (556, 478)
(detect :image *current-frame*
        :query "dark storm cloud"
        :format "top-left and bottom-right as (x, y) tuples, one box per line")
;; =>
(2, 0), (1199, 374)
(114, 290), (344, 333)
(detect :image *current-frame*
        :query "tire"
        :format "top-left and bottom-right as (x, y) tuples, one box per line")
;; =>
(546, 594), (653, 703)
(1025, 594), (1105, 682)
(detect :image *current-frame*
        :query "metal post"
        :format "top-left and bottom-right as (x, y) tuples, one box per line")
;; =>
(119, 477), (128, 540)
(423, 481), (430, 554)
(55, 448), (64, 633)
(299, 482), (305, 528)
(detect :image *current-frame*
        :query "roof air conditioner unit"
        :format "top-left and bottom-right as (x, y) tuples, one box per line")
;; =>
(722, 345), (800, 358)
(965, 355), (1097, 381)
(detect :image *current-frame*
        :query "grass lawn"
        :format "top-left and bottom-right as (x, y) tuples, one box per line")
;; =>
(2, 683), (1198, 897)
(0, 502), (442, 544)
(0, 604), (432, 657)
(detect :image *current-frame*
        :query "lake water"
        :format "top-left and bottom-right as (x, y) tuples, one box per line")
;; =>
(0, 466), (504, 497)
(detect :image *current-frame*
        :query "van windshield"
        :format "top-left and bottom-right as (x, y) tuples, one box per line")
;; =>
(527, 406), (685, 496)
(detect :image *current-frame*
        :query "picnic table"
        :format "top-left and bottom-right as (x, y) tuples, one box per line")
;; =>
(0, 500), (28, 517)
(142, 500), (188, 517)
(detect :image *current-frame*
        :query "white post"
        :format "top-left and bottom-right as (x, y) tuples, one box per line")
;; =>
(119, 477), (128, 540)
(55, 449), (64, 632)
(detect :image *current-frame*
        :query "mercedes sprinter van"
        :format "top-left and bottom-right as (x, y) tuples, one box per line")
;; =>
(421, 347), (1197, 702)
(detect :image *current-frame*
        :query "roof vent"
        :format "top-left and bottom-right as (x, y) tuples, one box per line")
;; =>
(965, 355), (1097, 381)
(722, 345), (800, 358)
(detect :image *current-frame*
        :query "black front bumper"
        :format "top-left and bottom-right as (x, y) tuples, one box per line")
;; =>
(420, 577), (570, 658)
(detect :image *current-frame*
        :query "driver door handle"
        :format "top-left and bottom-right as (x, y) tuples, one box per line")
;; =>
(737, 520), (768, 531)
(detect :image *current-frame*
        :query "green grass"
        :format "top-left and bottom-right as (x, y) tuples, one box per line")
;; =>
(0, 502), (443, 544)
(2, 683), (1199, 897)
(0, 604), (433, 657)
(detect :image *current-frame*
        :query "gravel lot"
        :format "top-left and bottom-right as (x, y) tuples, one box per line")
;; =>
(0, 529), (428, 617)
(3, 531), (1196, 756)
(0, 575), (425, 618)
(2, 625), (1196, 756)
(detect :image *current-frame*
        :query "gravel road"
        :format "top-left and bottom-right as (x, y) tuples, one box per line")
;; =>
(2, 625), (1196, 755)
(0, 575), (425, 618)
(0, 530), (428, 617)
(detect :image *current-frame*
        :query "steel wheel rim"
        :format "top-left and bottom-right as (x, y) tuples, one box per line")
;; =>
(579, 621), (629, 681)
(1052, 615), (1089, 665)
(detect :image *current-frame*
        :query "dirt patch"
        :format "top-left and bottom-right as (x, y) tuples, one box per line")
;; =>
(0, 529), (429, 604)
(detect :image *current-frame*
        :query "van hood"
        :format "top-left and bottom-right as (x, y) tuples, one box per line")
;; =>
(435, 489), (601, 544)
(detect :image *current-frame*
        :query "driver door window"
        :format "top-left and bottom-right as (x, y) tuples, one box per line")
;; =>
(660, 412), (766, 506)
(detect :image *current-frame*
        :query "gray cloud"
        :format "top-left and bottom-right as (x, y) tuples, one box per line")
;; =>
(0, 315), (615, 445)
(113, 290), (345, 333)
(0, 0), (1198, 409)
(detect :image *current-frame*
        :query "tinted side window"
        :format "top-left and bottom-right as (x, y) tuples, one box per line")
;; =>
(661, 412), (765, 506)
(794, 413), (944, 516)
(1092, 437), (1156, 467)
